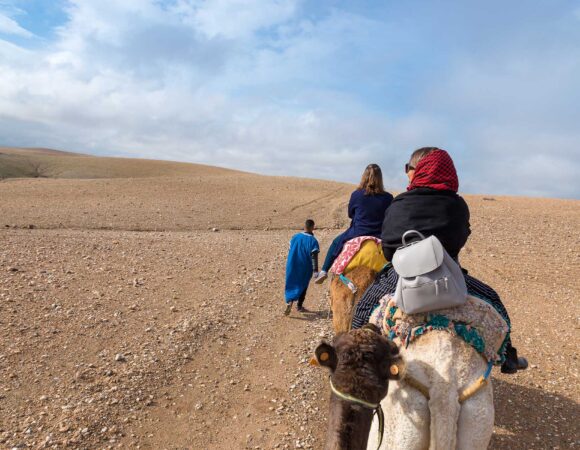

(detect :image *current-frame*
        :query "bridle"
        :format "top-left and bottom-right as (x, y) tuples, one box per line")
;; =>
(329, 378), (385, 450)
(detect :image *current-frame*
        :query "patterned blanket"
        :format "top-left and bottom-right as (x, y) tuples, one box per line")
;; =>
(330, 236), (385, 275)
(369, 294), (510, 364)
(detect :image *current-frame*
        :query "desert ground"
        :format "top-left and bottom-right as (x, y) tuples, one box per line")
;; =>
(0, 147), (578, 449)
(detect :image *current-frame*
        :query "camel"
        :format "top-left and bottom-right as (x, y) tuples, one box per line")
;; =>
(311, 324), (403, 450)
(329, 266), (376, 333)
(314, 325), (494, 450)
(369, 329), (494, 450)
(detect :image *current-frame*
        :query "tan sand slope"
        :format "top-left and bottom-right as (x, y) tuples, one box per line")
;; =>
(0, 146), (353, 231)
(0, 146), (239, 180)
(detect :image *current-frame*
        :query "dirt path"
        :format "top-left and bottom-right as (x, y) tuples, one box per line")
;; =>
(0, 228), (336, 449)
(122, 230), (336, 450)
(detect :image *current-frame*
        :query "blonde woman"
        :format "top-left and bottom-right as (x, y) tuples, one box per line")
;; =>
(315, 164), (393, 283)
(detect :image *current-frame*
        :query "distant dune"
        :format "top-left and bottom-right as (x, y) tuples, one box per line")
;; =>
(1, 146), (578, 233)
(0, 146), (239, 180)
(1, 147), (578, 234)
(0, 146), (354, 230)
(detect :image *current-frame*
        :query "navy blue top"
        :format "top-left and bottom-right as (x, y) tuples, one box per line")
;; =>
(328, 189), (393, 262)
(344, 189), (393, 240)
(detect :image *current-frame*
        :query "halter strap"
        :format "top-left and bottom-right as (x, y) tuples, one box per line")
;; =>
(329, 378), (385, 450)
(329, 378), (379, 409)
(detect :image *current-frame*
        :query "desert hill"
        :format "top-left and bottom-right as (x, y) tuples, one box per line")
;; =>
(0, 146), (353, 231)
(0, 146), (578, 449)
(0, 146), (240, 180)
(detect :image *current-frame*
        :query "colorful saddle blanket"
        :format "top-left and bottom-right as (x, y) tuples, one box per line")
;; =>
(331, 236), (386, 275)
(369, 294), (510, 364)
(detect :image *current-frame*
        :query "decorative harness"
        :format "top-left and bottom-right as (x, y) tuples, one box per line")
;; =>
(338, 273), (357, 294)
(329, 378), (385, 450)
(337, 263), (391, 294)
(403, 360), (494, 403)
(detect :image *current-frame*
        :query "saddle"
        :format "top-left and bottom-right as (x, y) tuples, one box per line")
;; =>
(369, 294), (510, 364)
(331, 236), (387, 276)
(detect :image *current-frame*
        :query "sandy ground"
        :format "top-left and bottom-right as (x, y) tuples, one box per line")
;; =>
(0, 150), (578, 449)
(0, 176), (350, 232)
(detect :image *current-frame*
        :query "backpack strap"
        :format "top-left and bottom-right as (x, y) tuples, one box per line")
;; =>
(401, 230), (426, 246)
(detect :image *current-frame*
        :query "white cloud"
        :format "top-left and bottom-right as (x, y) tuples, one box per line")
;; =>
(0, 0), (578, 198)
(185, 0), (300, 39)
(0, 12), (32, 37)
(0, 1), (395, 182)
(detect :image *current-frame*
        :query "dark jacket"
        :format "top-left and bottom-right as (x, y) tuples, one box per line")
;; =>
(330, 189), (393, 260)
(381, 188), (470, 261)
(345, 189), (393, 241)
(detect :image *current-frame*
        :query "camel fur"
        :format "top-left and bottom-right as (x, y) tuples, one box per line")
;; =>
(314, 324), (403, 450)
(329, 266), (376, 334)
(367, 330), (494, 450)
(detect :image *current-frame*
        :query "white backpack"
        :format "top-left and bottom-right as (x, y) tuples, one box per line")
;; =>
(392, 230), (467, 314)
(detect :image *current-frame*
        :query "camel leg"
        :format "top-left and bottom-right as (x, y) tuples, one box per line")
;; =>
(456, 384), (494, 450)
(330, 279), (355, 333)
(367, 383), (430, 450)
(428, 383), (460, 450)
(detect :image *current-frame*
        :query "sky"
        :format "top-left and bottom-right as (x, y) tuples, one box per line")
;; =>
(0, 1), (579, 198)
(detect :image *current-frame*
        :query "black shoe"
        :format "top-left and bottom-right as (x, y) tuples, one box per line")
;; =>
(297, 306), (308, 313)
(501, 346), (528, 374)
(517, 356), (528, 370)
(284, 303), (293, 316)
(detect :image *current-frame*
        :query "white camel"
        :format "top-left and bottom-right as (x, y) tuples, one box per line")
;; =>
(367, 330), (494, 450)
(314, 324), (495, 450)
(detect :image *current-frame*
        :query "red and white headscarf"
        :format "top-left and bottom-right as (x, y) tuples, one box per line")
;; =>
(407, 149), (459, 192)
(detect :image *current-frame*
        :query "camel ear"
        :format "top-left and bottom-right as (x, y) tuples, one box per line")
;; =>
(313, 342), (338, 371)
(382, 355), (405, 380)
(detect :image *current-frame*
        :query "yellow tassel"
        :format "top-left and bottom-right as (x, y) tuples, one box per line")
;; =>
(404, 375), (430, 399)
(402, 370), (489, 404)
(459, 376), (487, 403)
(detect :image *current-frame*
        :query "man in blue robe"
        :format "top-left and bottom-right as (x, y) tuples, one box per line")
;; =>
(284, 219), (319, 315)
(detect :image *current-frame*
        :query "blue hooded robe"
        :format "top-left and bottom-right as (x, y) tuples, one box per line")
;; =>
(285, 232), (319, 303)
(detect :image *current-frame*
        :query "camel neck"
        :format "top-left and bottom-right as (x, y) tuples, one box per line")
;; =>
(324, 394), (374, 450)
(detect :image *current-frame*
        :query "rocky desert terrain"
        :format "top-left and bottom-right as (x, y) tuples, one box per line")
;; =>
(0, 147), (578, 449)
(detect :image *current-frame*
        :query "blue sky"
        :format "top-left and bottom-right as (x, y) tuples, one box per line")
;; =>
(0, 0), (579, 198)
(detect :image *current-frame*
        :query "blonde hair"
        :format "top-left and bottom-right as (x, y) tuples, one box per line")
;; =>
(357, 164), (386, 195)
(408, 147), (438, 169)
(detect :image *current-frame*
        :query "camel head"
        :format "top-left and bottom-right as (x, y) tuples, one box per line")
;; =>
(311, 324), (404, 450)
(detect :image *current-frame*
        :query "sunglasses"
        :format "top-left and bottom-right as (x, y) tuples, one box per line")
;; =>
(405, 163), (415, 173)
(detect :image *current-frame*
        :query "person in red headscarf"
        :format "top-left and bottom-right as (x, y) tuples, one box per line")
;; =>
(352, 147), (527, 374)
(381, 147), (467, 261)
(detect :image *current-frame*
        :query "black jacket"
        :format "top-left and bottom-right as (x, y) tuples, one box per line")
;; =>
(381, 188), (471, 261)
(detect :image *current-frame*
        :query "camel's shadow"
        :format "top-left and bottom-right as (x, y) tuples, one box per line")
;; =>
(491, 376), (578, 449)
